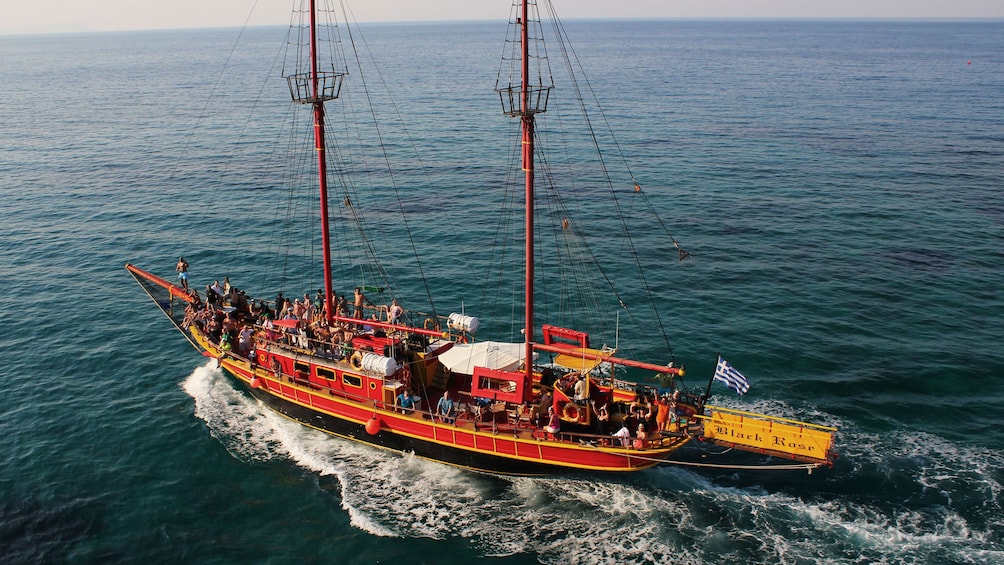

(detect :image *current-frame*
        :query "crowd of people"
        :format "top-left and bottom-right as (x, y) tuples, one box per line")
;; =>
(178, 270), (408, 367)
(174, 262), (687, 450)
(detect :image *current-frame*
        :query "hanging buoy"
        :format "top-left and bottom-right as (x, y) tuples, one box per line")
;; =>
(365, 416), (381, 435)
(250, 376), (262, 389)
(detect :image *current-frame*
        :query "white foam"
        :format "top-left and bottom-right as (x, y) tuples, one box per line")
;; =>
(181, 362), (288, 463)
(179, 362), (1002, 563)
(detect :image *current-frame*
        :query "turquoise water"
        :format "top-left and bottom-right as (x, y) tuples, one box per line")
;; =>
(2, 18), (1003, 564)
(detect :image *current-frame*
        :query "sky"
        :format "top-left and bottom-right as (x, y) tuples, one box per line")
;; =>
(2, 0), (1002, 35)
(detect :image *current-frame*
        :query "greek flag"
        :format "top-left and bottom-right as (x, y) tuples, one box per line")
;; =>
(714, 356), (750, 395)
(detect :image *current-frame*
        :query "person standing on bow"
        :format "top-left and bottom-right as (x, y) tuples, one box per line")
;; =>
(176, 257), (189, 290)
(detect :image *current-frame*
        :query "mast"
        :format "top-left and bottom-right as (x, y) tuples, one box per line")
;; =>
(285, 1), (345, 326)
(309, 0), (335, 326)
(520, 0), (535, 383)
(497, 1), (552, 382)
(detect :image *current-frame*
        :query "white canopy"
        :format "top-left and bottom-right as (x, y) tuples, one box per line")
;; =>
(436, 341), (535, 375)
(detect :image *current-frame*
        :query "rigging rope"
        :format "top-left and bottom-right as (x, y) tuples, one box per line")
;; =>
(339, 0), (444, 318)
(541, 1), (679, 359)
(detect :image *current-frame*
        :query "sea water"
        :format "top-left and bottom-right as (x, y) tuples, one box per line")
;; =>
(1, 18), (1002, 564)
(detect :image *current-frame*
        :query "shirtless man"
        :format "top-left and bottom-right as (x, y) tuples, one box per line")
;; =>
(353, 287), (366, 319)
(175, 257), (189, 290)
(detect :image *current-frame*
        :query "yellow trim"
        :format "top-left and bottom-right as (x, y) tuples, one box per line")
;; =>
(699, 405), (835, 464)
(703, 404), (837, 432)
(221, 359), (687, 471)
(194, 326), (687, 471)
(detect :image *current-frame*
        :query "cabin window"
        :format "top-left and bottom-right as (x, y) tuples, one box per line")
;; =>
(478, 376), (517, 393)
(343, 374), (361, 388)
(294, 361), (310, 375)
(369, 382), (377, 390)
(317, 367), (335, 380)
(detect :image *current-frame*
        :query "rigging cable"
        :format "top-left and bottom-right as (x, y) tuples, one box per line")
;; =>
(541, 1), (678, 359)
(337, 0), (444, 318)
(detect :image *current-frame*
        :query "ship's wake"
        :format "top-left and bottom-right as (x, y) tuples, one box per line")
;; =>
(183, 363), (1002, 564)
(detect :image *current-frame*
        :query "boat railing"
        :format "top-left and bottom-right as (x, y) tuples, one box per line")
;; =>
(251, 324), (367, 361)
(245, 347), (679, 451)
(210, 326), (674, 450)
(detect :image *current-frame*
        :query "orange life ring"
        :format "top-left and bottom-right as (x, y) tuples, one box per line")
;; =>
(562, 402), (580, 421)
(350, 352), (363, 370)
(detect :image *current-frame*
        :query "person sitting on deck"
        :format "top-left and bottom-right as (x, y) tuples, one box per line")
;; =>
(181, 304), (197, 330)
(328, 331), (343, 358)
(471, 397), (492, 422)
(543, 406), (561, 435)
(634, 424), (649, 449)
(612, 421), (632, 447)
(436, 391), (456, 424)
(396, 389), (416, 414)
(528, 390), (552, 426)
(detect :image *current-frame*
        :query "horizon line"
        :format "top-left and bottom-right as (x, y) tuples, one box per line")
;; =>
(3, 15), (1003, 37)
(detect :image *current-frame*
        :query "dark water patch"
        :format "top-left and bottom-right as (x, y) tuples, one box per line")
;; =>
(0, 496), (103, 564)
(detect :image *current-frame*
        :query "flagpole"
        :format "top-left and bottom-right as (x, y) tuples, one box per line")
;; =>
(703, 353), (720, 400)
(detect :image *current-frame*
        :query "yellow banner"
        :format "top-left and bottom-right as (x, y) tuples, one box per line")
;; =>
(702, 406), (835, 464)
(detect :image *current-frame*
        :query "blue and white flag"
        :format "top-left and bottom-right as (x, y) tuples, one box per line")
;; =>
(714, 356), (750, 395)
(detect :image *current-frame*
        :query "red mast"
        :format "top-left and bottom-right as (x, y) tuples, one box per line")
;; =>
(497, 1), (551, 382)
(286, 1), (344, 325)
(308, 0), (336, 326)
(520, 0), (535, 383)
